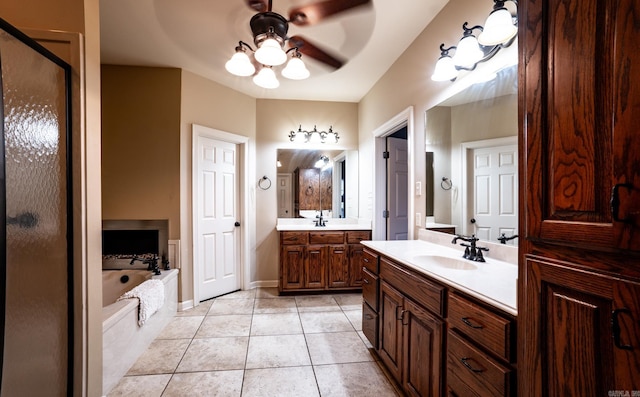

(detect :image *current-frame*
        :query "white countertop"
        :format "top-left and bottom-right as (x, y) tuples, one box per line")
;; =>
(361, 239), (517, 316)
(276, 218), (372, 231)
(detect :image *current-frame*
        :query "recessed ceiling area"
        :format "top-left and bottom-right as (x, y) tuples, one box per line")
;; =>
(99, 0), (449, 102)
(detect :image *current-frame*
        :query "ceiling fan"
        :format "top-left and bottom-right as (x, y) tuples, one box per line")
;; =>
(225, 0), (372, 88)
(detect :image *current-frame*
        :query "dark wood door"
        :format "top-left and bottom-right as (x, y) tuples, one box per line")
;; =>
(327, 244), (348, 288)
(305, 244), (326, 289)
(403, 298), (443, 397)
(524, 258), (640, 395)
(280, 245), (304, 290)
(348, 244), (364, 286)
(521, 0), (640, 253)
(379, 281), (404, 383)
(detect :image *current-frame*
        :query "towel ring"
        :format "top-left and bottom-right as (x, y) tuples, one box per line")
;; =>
(441, 177), (452, 191)
(258, 176), (271, 190)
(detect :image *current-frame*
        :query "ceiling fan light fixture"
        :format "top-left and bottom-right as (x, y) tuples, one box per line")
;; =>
(282, 55), (310, 80)
(225, 47), (256, 77)
(254, 34), (287, 66)
(477, 6), (517, 46)
(253, 66), (280, 89)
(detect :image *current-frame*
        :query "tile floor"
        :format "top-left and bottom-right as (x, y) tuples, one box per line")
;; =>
(107, 288), (400, 396)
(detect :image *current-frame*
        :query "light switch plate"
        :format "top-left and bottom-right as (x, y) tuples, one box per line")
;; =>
(415, 213), (422, 227)
(415, 181), (422, 196)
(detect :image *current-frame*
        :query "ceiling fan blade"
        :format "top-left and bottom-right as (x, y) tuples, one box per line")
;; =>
(289, 0), (371, 26)
(245, 0), (268, 12)
(289, 35), (344, 69)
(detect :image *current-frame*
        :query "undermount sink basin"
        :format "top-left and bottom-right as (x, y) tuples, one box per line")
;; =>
(411, 255), (478, 270)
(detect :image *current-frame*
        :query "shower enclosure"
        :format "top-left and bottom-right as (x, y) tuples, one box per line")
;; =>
(0, 18), (73, 395)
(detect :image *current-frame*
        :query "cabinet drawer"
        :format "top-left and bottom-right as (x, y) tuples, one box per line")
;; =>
(362, 249), (379, 274)
(380, 257), (445, 317)
(447, 331), (513, 397)
(280, 231), (308, 245)
(309, 231), (344, 244)
(448, 293), (513, 361)
(362, 268), (379, 311)
(346, 230), (371, 243)
(362, 302), (379, 349)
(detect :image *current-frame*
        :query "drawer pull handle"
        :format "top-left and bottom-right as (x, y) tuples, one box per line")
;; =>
(363, 278), (370, 284)
(363, 258), (370, 263)
(461, 357), (485, 373)
(462, 317), (484, 329)
(612, 308), (633, 351)
(364, 314), (373, 320)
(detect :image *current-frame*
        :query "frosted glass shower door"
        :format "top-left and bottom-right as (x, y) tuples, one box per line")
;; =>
(0, 20), (72, 396)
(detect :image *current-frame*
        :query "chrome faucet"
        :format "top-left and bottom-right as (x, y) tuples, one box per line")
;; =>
(451, 234), (488, 262)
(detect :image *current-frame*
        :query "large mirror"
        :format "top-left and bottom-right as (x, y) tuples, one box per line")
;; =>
(277, 149), (359, 219)
(425, 63), (518, 245)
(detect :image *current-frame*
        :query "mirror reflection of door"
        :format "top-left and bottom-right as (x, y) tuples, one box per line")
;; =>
(387, 132), (408, 240)
(277, 174), (293, 217)
(469, 143), (518, 244)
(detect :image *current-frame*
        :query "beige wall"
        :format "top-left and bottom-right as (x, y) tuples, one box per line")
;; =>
(358, 0), (506, 236)
(0, 0), (103, 395)
(179, 70), (257, 304)
(255, 99), (359, 283)
(101, 65), (182, 239)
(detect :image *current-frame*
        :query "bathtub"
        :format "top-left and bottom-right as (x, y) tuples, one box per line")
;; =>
(102, 268), (178, 396)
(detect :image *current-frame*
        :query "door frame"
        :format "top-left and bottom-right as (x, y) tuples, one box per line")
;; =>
(191, 124), (250, 304)
(460, 136), (518, 236)
(372, 106), (415, 241)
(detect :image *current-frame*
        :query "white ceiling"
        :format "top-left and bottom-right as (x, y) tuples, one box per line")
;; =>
(99, 0), (449, 102)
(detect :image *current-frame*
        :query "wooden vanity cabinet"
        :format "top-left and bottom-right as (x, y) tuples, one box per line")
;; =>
(361, 248), (380, 348)
(279, 230), (370, 293)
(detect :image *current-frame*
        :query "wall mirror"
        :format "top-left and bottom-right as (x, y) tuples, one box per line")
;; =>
(277, 149), (359, 219)
(426, 62), (518, 246)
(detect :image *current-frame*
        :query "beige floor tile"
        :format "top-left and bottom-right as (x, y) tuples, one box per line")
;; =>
(175, 300), (213, 317)
(299, 311), (354, 333)
(162, 370), (243, 397)
(250, 312), (302, 335)
(176, 337), (248, 372)
(242, 367), (320, 397)
(245, 334), (311, 369)
(333, 293), (363, 311)
(126, 339), (190, 375)
(216, 289), (256, 300)
(314, 362), (400, 397)
(107, 374), (171, 397)
(295, 295), (340, 312)
(255, 287), (281, 298)
(253, 297), (297, 314)
(157, 316), (204, 339)
(343, 309), (363, 331)
(195, 314), (252, 338)
(306, 331), (374, 365)
(207, 298), (255, 315)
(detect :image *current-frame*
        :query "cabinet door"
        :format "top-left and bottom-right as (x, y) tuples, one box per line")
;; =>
(305, 244), (326, 289)
(327, 244), (349, 288)
(348, 243), (364, 286)
(522, 0), (640, 251)
(379, 281), (404, 382)
(281, 245), (305, 290)
(403, 298), (444, 397)
(298, 168), (320, 211)
(523, 258), (640, 395)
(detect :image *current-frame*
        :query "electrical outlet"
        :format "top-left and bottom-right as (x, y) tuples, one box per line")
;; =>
(415, 212), (422, 227)
(415, 181), (422, 196)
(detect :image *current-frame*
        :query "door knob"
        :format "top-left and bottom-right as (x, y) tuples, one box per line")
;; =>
(234, 221), (240, 227)
(470, 218), (476, 224)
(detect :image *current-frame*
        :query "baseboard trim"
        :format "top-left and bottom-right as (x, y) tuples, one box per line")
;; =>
(178, 300), (194, 311)
(248, 280), (278, 289)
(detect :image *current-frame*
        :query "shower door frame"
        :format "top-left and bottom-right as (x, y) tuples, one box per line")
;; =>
(0, 17), (73, 394)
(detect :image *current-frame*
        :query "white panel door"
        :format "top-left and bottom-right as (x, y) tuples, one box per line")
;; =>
(387, 137), (408, 240)
(195, 136), (239, 300)
(277, 173), (293, 217)
(471, 144), (518, 244)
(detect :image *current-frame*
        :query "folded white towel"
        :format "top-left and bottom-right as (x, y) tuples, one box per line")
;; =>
(117, 279), (165, 326)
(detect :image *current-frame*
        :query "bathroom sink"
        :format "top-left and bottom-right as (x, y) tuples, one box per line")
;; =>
(411, 255), (478, 270)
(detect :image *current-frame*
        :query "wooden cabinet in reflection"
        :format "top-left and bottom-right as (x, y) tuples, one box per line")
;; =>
(294, 168), (332, 215)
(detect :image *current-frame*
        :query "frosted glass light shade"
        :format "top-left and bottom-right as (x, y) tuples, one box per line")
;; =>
(253, 67), (280, 89)
(431, 56), (458, 81)
(478, 8), (517, 46)
(225, 51), (256, 76)
(282, 57), (310, 80)
(452, 35), (484, 68)
(255, 38), (287, 66)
